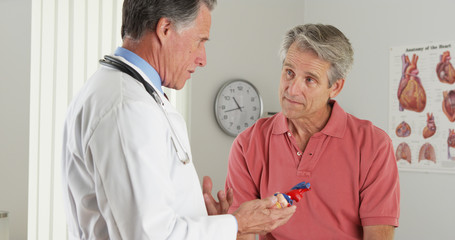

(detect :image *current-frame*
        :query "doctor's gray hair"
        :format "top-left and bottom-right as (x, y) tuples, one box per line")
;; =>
(121, 0), (217, 41)
(279, 24), (354, 86)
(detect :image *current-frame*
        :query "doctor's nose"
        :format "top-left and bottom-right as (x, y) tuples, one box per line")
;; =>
(195, 45), (207, 67)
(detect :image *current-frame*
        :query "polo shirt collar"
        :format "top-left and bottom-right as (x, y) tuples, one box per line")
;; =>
(320, 100), (346, 138)
(271, 112), (288, 135)
(271, 100), (347, 138)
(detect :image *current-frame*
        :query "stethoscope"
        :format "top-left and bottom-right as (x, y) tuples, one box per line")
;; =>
(99, 55), (190, 165)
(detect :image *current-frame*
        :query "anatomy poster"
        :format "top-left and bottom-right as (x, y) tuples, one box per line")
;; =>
(389, 41), (455, 173)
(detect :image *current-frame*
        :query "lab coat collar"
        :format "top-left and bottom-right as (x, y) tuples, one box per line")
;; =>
(107, 54), (170, 108)
(114, 47), (164, 94)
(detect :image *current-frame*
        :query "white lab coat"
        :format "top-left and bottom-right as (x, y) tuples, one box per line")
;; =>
(62, 56), (237, 240)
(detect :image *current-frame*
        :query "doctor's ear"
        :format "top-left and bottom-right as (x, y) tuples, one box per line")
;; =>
(156, 17), (173, 42)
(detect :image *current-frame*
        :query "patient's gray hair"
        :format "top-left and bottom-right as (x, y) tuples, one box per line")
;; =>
(279, 24), (354, 86)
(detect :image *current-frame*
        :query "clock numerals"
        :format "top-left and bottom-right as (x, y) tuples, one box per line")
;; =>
(215, 80), (263, 137)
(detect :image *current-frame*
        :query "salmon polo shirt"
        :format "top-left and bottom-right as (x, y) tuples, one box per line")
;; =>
(226, 100), (400, 240)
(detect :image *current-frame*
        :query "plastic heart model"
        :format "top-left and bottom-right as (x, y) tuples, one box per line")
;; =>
(436, 51), (455, 84)
(274, 181), (311, 208)
(397, 54), (427, 112)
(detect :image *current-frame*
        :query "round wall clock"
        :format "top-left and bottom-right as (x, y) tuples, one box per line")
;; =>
(214, 79), (263, 137)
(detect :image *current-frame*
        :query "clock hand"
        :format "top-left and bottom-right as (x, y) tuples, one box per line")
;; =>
(233, 97), (243, 112)
(225, 106), (244, 113)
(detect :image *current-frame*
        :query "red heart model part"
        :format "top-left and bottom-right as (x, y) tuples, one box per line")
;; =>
(397, 54), (427, 112)
(422, 113), (436, 139)
(436, 51), (455, 84)
(418, 143), (436, 163)
(395, 121), (411, 137)
(442, 90), (455, 122)
(395, 142), (411, 164)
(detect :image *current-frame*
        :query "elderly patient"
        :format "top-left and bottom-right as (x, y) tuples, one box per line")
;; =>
(226, 24), (400, 240)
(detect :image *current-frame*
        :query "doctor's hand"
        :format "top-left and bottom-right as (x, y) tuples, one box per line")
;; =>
(202, 176), (233, 215)
(232, 196), (296, 236)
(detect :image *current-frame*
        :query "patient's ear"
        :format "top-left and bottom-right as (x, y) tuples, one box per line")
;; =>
(329, 79), (345, 98)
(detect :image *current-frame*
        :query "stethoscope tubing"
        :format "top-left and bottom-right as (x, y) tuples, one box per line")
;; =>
(99, 55), (190, 164)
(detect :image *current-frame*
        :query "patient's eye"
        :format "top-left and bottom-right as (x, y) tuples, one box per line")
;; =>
(305, 77), (315, 83)
(286, 69), (295, 80)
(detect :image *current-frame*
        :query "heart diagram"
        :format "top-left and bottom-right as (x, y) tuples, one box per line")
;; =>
(418, 143), (436, 163)
(442, 90), (455, 122)
(422, 113), (436, 139)
(390, 42), (455, 170)
(448, 129), (455, 160)
(395, 121), (411, 137)
(436, 51), (455, 84)
(395, 142), (411, 164)
(397, 54), (427, 112)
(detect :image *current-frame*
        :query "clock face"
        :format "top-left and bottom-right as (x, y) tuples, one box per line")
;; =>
(214, 79), (263, 136)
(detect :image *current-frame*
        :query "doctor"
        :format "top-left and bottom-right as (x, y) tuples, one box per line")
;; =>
(61, 0), (296, 239)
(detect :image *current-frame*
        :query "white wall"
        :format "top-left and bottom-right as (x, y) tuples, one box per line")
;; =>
(0, 0), (31, 240)
(302, 1), (455, 239)
(190, 0), (305, 193)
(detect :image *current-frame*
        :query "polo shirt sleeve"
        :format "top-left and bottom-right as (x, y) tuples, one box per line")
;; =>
(359, 130), (400, 227)
(225, 136), (260, 214)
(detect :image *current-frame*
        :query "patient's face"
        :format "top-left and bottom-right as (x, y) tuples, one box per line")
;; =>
(279, 43), (335, 120)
